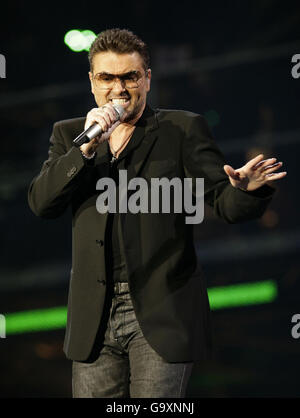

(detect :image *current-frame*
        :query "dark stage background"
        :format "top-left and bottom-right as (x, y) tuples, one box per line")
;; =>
(1, 0), (299, 397)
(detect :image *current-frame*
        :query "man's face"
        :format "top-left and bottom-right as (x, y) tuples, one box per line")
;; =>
(89, 51), (151, 122)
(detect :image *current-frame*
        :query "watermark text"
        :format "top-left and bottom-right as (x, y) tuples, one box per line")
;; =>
(291, 314), (300, 339)
(96, 170), (204, 224)
(0, 314), (6, 338)
(291, 54), (300, 79)
(0, 54), (6, 78)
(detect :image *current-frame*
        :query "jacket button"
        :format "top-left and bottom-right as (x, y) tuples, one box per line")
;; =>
(96, 239), (104, 246)
(67, 166), (77, 177)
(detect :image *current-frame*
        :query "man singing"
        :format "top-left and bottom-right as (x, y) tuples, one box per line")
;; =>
(28, 28), (286, 398)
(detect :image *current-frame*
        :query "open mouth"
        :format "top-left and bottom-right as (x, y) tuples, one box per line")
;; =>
(109, 98), (130, 107)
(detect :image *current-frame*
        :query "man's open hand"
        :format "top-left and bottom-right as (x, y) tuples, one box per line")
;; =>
(223, 154), (287, 192)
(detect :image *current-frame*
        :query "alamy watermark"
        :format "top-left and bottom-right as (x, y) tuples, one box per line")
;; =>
(96, 170), (204, 224)
(0, 54), (6, 78)
(0, 314), (6, 338)
(291, 314), (300, 339)
(291, 54), (300, 79)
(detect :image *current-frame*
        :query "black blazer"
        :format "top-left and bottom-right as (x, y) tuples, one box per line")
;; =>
(28, 105), (275, 362)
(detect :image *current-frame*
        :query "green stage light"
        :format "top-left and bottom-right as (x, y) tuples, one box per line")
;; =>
(81, 30), (97, 51)
(5, 306), (67, 335)
(3, 280), (277, 335)
(64, 29), (96, 52)
(207, 280), (277, 310)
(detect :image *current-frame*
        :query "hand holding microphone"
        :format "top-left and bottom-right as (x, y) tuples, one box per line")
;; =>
(74, 103), (125, 157)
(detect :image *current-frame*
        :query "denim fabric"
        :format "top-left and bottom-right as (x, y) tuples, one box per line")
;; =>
(72, 282), (194, 398)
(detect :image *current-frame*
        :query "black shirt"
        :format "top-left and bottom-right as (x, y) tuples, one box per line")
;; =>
(105, 134), (135, 283)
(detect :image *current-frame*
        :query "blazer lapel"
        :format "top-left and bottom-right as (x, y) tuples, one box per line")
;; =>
(125, 104), (159, 182)
(94, 104), (159, 180)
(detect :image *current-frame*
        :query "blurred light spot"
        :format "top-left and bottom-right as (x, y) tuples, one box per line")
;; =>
(64, 29), (96, 52)
(34, 342), (62, 359)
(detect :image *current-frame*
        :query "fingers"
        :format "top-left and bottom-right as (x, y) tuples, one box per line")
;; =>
(265, 171), (287, 180)
(84, 104), (118, 132)
(224, 165), (237, 178)
(251, 156), (286, 176)
(254, 158), (287, 176)
(253, 157), (277, 170)
(247, 154), (280, 171)
(224, 165), (246, 182)
(258, 158), (287, 180)
(102, 103), (119, 122)
(250, 155), (287, 183)
(262, 161), (282, 174)
(223, 164), (233, 175)
(247, 154), (265, 169)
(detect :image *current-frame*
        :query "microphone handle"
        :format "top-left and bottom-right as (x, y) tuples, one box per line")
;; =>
(73, 124), (102, 147)
(73, 104), (124, 148)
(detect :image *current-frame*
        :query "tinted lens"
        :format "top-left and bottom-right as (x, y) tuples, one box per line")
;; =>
(94, 74), (114, 89)
(122, 72), (140, 87)
(94, 71), (142, 89)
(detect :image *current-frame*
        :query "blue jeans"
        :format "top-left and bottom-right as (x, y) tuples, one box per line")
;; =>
(72, 282), (194, 398)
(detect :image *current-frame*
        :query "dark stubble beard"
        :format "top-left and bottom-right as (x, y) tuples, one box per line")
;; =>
(122, 96), (146, 124)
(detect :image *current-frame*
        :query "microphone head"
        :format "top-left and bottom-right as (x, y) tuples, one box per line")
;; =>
(113, 104), (126, 121)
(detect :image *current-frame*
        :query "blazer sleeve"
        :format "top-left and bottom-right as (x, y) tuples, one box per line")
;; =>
(182, 114), (276, 223)
(28, 121), (92, 219)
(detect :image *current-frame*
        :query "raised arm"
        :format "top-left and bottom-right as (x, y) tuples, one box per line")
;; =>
(182, 115), (278, 223)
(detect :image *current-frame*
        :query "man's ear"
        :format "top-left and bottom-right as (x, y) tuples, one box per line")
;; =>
(146, 69), (151, 92)
(89, 71), (95, 95)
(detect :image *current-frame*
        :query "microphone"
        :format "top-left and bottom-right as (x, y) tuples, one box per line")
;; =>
(73, 104), (125, 147)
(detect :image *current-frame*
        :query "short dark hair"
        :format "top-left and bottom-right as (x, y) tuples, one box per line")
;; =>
(88, 28), (150, 71)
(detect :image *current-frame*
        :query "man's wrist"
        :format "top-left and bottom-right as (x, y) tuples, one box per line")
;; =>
(79, 143), (96, 159)
(80, 149), (96, 160)
(238, 184), (276, 198)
